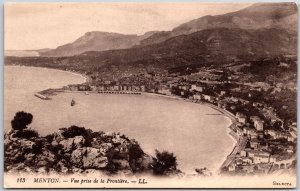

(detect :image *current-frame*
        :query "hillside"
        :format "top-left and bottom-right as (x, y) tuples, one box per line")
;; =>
(7, 3), (297, 57)
(39, 31), (158, 57)
(141, 2), (297, 45)
(5, 27), (297, 75)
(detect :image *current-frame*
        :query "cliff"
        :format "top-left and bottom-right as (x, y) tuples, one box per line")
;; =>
(4, 126), (154, 175)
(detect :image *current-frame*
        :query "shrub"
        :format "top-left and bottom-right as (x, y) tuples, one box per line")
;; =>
(153, 150), (177, 175)
(11, 111), (33, 131)
(32, 140), (44, 154)
(61, 126), (93, 146)
(129, 143), (144, 160)
(13, 129), (39, 139)
(129, 143), (144, 172)
(45, 134), (54, 143)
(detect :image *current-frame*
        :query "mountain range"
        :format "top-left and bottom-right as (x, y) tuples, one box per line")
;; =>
(5, 2), (298, 73)
(28, 2), (297, 58)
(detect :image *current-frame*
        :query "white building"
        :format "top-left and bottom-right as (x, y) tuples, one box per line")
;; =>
(191, 84), (204, 92)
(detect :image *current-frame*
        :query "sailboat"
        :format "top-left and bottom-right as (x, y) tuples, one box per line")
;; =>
(71, 99), (76, 106)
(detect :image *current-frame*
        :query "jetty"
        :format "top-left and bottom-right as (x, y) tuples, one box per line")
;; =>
(34, 93), (51, 100)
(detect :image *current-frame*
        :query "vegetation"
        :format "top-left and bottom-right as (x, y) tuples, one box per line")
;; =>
(11, 111), (33, 131)
(13, 129), (39, 139)
(60, 125), (93, 146)
(153, 150), (177, 175)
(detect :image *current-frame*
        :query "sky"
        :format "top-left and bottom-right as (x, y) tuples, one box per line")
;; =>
(5, 2), (253, 50)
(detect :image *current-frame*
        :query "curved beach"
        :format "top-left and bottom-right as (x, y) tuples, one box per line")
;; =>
(5, 65), (236, 174)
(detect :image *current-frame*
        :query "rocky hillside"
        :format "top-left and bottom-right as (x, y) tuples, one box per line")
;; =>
(39, 31), (158, 57)
(4, 111), (181, 176)
(4, 126), (153, 175)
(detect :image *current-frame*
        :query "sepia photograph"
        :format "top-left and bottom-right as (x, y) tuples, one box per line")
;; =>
(3, 2), (298, 188)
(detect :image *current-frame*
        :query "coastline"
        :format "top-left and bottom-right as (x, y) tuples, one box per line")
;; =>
(6, 65), (238, 175)
(5, 64), (88, 83)
(142, 92), (239, 174)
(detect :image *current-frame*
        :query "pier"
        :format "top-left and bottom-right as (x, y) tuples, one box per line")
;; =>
(34, 93), (51, 100)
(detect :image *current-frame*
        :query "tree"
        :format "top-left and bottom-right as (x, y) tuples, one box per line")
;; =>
(11, 111), (33, 131)
(153, 150), (177, 175)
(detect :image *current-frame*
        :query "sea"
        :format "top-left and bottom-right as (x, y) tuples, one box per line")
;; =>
(4, 65), (235, 173)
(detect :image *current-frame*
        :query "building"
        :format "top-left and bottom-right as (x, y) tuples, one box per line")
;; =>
(254, 119), (264, 131)
(158, 88), (172, 96)
(250, 116), (260, 122)
(242, 149), (271, 164)
(90, 85), (97, 91)
(203, 94), (213, 102)
(78, 84), (90, 91)
(236, 112), (247, 124)
(250, 139), (260, 149)
(220, 91), (226, 96)
(140, 85), (146, 92)
(193, 94), (202, 100)
(68, 84), (79, 91)
(191, 84), (204, 92)
(113, 85), (120, 91)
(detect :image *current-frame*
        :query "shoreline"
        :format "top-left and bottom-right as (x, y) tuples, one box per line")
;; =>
(5, 64), (88, 83)
(6, 65), (239, 175)
(142, 92), (239, 174)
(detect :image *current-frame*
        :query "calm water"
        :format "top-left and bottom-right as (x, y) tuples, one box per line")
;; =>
(4, 66), (235, 173)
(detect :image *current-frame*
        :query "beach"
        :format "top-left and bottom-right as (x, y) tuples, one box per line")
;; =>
(5, 65), (236, 174)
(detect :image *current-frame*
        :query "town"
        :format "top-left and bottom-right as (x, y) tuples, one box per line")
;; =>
(49, 56), (297, 176)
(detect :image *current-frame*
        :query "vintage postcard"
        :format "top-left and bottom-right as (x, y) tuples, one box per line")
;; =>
(4, 2), (297, 188)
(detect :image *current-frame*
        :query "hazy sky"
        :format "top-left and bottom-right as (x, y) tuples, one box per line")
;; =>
(5, 3), (253, 50)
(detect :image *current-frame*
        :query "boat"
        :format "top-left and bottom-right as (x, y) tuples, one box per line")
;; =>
(85, 92), (89, 95)
(71, 99), (76, 106)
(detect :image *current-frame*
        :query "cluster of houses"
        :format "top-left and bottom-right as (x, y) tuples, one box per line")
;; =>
(224, 111), (297, 175)
(63, 83), (146, 92)
(154, 82), (297, 175)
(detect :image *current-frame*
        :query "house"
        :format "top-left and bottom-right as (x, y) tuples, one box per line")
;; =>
(243, 127), (251, 135)
(265, 130), (288, 139)
(242, 157), (253, 164)
(257, 131), (264, 139)
(191, 84), (204, 92)
(113, 85), (120, 91)
(288, 131), (296, 142)
(228, 163), (236, 172)
(220, 90), (226, 96)
(250, 116), (260, 122)
(241, 165), (254, 173)
(203, 95), (213, 102)
(179, 85), (190, 91)
(140, 85), (146, 92)
(250, 139), (260, 149)
(159, 88), (172, 96)
(254, 119), (264, 131)
(78, 84), (90, 91)
(97, 85), (106, 91)
(253, 102), (264, 107)
(193, 94), (202, 100)
(132, 86), (140, 92)
(253, 154), (270, 164)
(244, 149), (270, 164)
(90, 85), (97, 91)
(236, 112), (247, 124)
(68, 84), (79, 91)
(249, 129), (258, 139)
